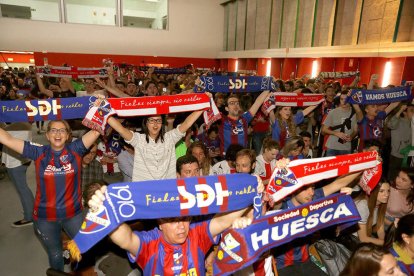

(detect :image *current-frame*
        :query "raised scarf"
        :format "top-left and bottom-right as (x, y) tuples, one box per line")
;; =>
(0, 94), (211, 123)
(82, 94), (212, 134)
(36, 66), (108, 79)
(212, 194), (361, 275)
(261, 92), (325, 113)
(266, 151), (380, 203)
(68, 174), (260, 258)
(348, 86), (413, 105)
(194, 76), (278, 93)
(318, 71), (359, 79)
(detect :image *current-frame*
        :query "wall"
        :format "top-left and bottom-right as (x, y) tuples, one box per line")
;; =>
(0, 0), (224, 58)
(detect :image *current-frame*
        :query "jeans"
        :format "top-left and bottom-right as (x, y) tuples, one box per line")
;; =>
(34, 212), (84, 271)
(325, 148), (351, 157)
(7, 163), (34, 221)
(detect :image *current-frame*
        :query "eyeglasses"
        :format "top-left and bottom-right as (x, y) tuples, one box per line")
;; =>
(228, 101), (240, 106)
(49, 128), (68, 134)
(147, 118), (163, 124)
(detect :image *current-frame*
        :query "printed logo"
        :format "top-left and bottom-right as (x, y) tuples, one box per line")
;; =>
(351, 91), (363, 104)
(60, 154), (69, 164)
(219, 233), (243, 262)
(232, 125), (244, 135)
(26, 100), (62, 117)
(80, 206), (111, 234)
(229, 79), (247, 90)
(178, 182), (230, 210)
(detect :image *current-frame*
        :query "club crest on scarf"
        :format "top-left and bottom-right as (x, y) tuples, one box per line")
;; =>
(351, 91), (363, 104)
(267, 167), (298, 195)
(80, 205), (111, 234)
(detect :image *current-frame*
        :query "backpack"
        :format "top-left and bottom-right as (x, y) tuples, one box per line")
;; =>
(313, 239), (351, 276)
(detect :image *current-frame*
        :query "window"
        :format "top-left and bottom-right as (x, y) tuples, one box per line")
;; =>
(0, 0), (60, 22)
(65, 0), (116, 26)
(123, 0), (168, 30)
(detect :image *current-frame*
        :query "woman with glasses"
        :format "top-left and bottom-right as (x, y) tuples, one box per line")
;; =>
(0, 120), (100, 271)
(107, 103), (209, 181)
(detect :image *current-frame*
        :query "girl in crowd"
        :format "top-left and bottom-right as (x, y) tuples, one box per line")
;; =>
(0, 120), (100, 271)
(106, 95), (210, 181)
(340, 243), (405, 276)
(254, 138), (279, 185)
(353, 179), (390, 246)
(389, 214), (414, 275)
(187, 141), (212, 176)
(386, 169), (414, 228)
(269, 103), (318, 148)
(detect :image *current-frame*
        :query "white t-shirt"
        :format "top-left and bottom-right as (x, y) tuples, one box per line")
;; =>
(126, 126), (185, 181)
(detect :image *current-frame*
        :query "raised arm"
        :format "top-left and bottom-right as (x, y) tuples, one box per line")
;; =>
(384, 101), (400, 115)
(302, 104), (320, 117)
(352, 104), (364, 122)
(107, 117), (133, 141)
(36, 74), (53, 98)
(95, 77), (129, 98)
(0, 127), (25, 155)
(322, 172), (361, 196)
(248, 90), (270, 117)
(81, 130), (101, 149)
(177, 93), (212, 133)
(88, 185), (141, 256)
(209, 175), (264, 237)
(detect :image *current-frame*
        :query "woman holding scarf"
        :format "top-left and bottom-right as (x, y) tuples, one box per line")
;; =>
(0, 120), (100, 271)
(106, 93), (212, 181)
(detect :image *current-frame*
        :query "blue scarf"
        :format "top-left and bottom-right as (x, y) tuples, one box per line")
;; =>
(194, 76), (278, 93)
(72, 174), (260, 254)
(212, 194), (360, 275)
(348, 86), (412, 105)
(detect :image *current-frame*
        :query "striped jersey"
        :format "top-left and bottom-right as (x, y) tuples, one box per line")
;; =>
(22, 139), (87, 221)
(219, 112), (253, 154)
(131, 220), (215, 276)
(357, 111), (386, 151)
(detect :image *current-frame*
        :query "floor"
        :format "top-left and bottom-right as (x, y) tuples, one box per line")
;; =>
(0, 124), (122, 276)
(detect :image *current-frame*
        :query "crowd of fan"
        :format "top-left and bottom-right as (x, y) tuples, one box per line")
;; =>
(1, 63), (413, 276)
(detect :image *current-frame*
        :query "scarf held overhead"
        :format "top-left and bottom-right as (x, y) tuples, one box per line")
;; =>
(212, 194), (361, 276)
(318, 71), (359, 79)
(194, 76), (278, 93)
(261, 92), (325, 113)
(70, 174), (259, 255)
(82, 94), (213, 134)
(0, 94), (211, 123)
(267, 151), (380, 203)
(36, 66), (108, 79)
(348, 86), (413, 105)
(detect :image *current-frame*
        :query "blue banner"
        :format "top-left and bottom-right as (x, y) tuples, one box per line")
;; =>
(213, 194), (360, 275)
(0, 96), (91, 123)
(73, 174), (260, 254)
(194, 76), (278, 93)
(348, 86), (413, 105)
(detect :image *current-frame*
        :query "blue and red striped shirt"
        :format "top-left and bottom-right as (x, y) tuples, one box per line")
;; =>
(357, 111), (386, 151)
(132, 220), (216, 275)
(23, 139), (87, 221)
(219, 112), (253, 154)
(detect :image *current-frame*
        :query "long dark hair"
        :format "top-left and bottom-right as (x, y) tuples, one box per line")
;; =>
(340, 243), (389, 276)
(141, 116), (165, 143)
